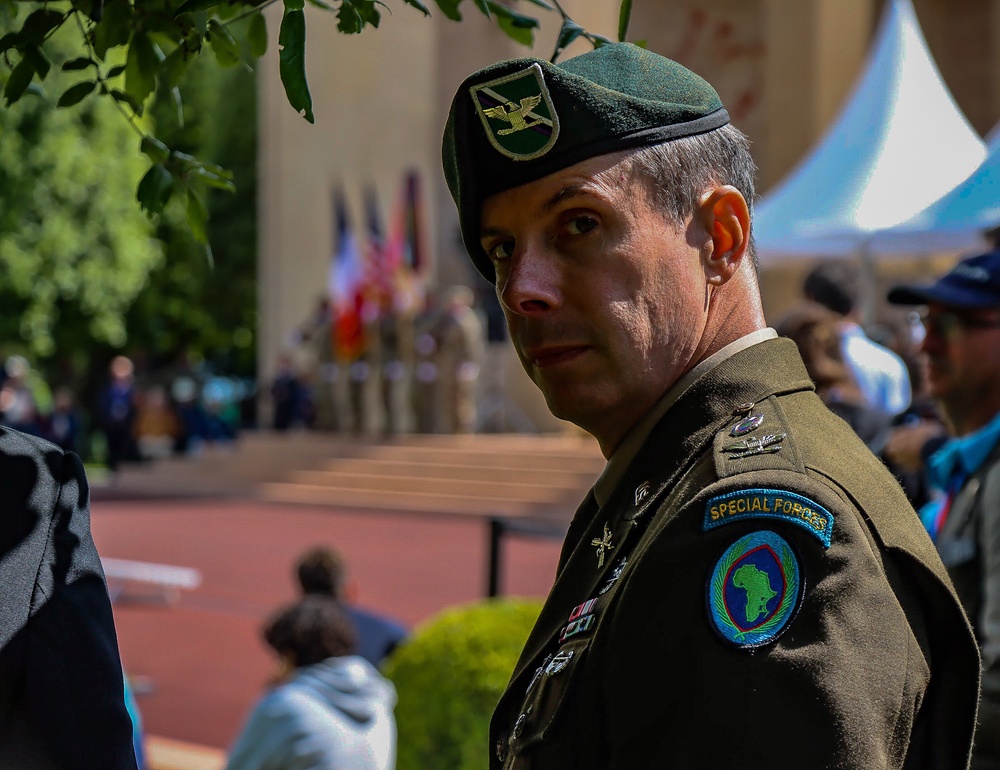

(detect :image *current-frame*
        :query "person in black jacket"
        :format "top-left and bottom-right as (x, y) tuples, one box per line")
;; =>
(0, 426), (137, 769)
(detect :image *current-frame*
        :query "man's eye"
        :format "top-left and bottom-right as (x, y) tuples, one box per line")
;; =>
(565, 216), (597, 235)
(486, 241), (514, 262)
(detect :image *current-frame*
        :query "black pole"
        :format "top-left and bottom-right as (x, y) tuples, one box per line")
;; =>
(487, 517), (503, 598)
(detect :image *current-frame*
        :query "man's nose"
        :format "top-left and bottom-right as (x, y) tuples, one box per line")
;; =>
(498, 247), (561, 316)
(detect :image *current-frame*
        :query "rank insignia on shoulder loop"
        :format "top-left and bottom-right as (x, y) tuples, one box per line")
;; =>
(707, 530), (803, 648)
(704, 488), (834, 548)
(722, 432), (785, 459)
(591, 523), (614, 568)
(470, 64), (560, 160)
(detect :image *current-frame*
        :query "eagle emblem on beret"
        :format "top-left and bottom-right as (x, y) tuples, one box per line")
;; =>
(482, 95), (543, 135)
(470, 63), (559, 160)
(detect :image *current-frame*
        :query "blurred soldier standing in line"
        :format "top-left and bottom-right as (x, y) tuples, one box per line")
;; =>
(430, 285), (484, 434)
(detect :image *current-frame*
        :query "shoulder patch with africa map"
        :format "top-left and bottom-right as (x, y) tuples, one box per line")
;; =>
(707, 530), (803, 648)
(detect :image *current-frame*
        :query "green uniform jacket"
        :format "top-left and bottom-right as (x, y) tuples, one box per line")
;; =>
(490, 338), (980, 770)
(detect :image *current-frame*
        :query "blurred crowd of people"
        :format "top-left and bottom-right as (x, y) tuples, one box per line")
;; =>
(0, 351), (254, 472)
(271, 285), (486, 437)
(97, 354), (250, 471)
(776, 261), (953, 512)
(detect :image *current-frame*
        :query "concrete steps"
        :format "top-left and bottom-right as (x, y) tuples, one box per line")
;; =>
(99, 431), (605, 519)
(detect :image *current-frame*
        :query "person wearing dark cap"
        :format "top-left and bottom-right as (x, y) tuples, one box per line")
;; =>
(443, 42), (980, 769)
(888, 249), (1000, 769)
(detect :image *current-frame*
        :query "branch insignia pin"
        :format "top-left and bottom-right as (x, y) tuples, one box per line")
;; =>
(591, 523), (614, 569)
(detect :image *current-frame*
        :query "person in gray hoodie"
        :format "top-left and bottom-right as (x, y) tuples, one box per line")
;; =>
(225, 596), (397, 770)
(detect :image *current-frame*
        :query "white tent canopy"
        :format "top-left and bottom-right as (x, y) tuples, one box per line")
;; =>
(869, 130), (1000, 254)
(753, 0), (986, 263)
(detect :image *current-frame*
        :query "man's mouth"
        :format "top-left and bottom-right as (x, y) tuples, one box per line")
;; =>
(525, 345), (590, 368)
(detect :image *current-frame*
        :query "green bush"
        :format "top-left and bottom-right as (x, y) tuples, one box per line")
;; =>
(383, 598), (543, 770)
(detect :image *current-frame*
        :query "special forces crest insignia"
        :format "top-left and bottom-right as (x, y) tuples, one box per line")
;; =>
(707, 530), (803, 648)
(470, 63), (560, 160)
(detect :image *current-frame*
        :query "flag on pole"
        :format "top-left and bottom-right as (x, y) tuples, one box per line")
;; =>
(329, 190), (367, 360)
(386, 170), (428, 315)
(365, 186), (395, 315)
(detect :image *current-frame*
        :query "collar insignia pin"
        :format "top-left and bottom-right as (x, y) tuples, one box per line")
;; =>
(634, 480), (650, 506)
(591, 523), (614, 568)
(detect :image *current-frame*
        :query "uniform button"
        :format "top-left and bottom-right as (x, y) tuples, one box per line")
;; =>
(512, 707), (532, 739)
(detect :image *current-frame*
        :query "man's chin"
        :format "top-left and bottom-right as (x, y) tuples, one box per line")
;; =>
(540, 389), (602, 432)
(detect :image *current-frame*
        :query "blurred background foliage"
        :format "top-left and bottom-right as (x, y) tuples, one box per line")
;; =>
(124, 45), (257, 380)
(383, 598), (543, 770)
(0, 0), (623, 450)
(0, 3), (257, 416)
(0, 13), (161, 360)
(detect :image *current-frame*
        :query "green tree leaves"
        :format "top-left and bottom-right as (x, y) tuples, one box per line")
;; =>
(0, 0), (629, 267)
(0, 19), (162, 357)
(4, 57), (37, 105)
(207, 18), (240, 67)
(618, 0), (633, 43)
(486, 2), (538, 47)
(124, 31), (158, 106)
(248, 12), (268, 57)
(278, 5), (312, 122)
(56, 79), (96, 107)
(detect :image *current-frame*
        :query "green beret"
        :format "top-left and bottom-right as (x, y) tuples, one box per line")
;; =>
(442, 42), (729, 283)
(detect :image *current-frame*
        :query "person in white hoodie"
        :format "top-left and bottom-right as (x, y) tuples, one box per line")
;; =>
(225, 596), (398, 770)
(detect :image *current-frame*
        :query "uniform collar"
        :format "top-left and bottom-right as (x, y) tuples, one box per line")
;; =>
(593, 328), (778, 508)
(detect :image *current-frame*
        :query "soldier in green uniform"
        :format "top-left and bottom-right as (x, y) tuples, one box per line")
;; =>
(441, 43), (981, 768)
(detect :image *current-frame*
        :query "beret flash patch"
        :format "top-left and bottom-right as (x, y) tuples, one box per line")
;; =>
(707, 531), (803, 648)
(470, 64), (560, 161)
(703, 488), (834, 548)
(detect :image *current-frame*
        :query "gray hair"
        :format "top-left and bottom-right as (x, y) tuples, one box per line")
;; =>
(621, 123), (758, 270)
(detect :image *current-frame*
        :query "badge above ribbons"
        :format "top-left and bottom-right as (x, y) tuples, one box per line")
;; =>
(470, 63), (560, 160)
(707, 530), (803, 649)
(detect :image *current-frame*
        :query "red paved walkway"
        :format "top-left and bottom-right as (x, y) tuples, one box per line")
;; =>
(90, 499), (563, 751)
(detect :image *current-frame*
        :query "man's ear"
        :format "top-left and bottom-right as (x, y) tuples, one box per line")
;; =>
(697, 186), (750, 285)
